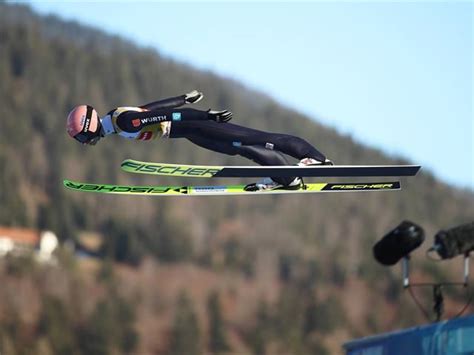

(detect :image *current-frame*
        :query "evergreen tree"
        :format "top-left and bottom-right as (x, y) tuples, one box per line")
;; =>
(207, 291), (230, 353)
(77, 301), (111, 355)
(169, 291), (201, 355)
(273, 287), (305, 354)
(248, 299), (272, 355)
(0, 333), (17, 355)
(38, 296), (76, 355)
(77, 296), (138, 355)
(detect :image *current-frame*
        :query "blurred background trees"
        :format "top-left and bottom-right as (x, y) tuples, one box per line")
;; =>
(0, 3), (472, 354)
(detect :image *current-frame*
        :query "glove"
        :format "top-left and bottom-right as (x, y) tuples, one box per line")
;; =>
(184, 90), (204, 104)
(207, 109), (233, 123)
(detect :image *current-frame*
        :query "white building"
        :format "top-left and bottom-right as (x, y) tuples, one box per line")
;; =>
(0, 227), (58, 262)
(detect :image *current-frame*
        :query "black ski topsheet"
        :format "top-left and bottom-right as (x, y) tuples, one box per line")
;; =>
(121, 159), (421, 178)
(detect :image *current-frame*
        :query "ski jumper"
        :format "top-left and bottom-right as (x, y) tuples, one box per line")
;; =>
(100, 94), (327, 185)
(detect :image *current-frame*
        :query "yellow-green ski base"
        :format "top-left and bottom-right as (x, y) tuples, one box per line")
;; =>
(63, 179), (400, 196)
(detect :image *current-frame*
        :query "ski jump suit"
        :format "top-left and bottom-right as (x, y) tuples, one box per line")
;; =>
(100, 94), (327, 185)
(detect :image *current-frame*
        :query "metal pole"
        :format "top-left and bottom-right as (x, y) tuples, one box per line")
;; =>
(464, 253), (470, 286)
(402, 256), (410, 288)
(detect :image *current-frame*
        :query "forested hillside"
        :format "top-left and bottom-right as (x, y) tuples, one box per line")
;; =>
(0, 4), (473, 354)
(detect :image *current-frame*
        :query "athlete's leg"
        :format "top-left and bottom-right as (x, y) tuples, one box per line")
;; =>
(170, 120), (328, 187)
(170, 120), (327, 162)
(182, 135), (288, 165)
(183, 135), (295, 185)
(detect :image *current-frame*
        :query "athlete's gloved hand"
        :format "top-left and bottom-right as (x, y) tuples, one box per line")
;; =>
(207, 109), (233, 123)
(184, 90), (204, 104)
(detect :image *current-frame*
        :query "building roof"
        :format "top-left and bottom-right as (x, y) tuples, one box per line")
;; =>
(0, 227), (40, 246)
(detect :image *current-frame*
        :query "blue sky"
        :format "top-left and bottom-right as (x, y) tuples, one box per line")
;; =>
(26, 1), (473, 189)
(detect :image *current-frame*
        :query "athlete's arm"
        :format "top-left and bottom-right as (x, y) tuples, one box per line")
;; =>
(116, 108), (232, 133)
(140, 90), (203, 110)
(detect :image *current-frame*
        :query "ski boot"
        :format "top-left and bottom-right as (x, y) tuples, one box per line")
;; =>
(298, 157), (334, 166)
(244, 177), (302, 192)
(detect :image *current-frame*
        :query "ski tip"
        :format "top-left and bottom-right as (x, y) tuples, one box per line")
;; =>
(63, 179), (76, 191)
(121, 158), (137, 168)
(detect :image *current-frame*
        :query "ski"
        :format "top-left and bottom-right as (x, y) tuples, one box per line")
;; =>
(64, 179), (401, 196)
(121, 159), (421, 179)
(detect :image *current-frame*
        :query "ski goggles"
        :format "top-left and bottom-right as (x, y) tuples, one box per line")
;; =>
(74, 130), (102, 145)
(74, 131), (101, 145)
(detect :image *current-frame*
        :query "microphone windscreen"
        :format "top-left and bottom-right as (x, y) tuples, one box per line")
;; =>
(434, 221), (474, 259)
(373, 221), (425, 266)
